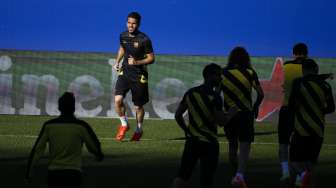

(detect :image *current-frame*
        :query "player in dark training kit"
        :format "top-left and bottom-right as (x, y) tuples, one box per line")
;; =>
(113, 12), (155, 141)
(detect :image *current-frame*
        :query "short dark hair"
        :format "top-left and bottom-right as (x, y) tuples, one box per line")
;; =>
(203, 63), (222, 80)
(128, 12), (141, 24)
(227, 46), (251, 69)
(293, 43), (308, 56)
(58, 92), (75, 115)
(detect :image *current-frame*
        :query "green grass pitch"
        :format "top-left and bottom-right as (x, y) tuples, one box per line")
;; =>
(0, 115), (335, 188)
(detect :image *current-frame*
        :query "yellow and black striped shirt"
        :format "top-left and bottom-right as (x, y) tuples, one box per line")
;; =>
(221, 67), (260, 112)
(182, 85), (223, 143)
(289, 75), (335, 137)
(282, 57), (318, 106)
(26, 116), (103, 177)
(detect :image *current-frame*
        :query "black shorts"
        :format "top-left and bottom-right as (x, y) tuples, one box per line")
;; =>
(289, 135), (323, 164)
(48, 169), (81, 188)
(178, 138), (219, 188)
(115, 73), (149, 106)
(278, 106), (294, 144)
(224, 111), (254, 142)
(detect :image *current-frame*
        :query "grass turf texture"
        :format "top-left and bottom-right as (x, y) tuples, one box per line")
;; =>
(0, 115), (336, 188)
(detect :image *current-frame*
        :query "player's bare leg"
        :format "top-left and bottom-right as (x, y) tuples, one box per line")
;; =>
(231, 142), (249, 188)
(131, 105), (144, 141)
(279, 144), (290, 178)
(237, 142), (251, 175)
(228, 141), (238, 172)
(115, 95), (129, 141)
(115, 95), (126, 117)
(279, 144), (291, 187)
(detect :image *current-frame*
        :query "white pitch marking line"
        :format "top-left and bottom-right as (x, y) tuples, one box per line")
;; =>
(1, 134), (336, 147)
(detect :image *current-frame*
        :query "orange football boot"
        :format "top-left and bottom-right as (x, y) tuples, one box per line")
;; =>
(116, 125), (129, 141)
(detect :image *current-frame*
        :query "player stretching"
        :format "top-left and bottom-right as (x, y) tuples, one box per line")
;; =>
(113, 12), (155, 141)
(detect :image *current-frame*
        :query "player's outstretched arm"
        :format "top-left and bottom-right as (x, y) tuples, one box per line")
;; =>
(318, 73), (334, 80)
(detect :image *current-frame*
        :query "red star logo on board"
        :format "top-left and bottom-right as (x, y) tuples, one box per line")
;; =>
(256, 58), (284, 122)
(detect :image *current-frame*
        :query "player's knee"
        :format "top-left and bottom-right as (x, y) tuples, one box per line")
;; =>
(114, 95), (124, 106)
(134, 105), (144, 112)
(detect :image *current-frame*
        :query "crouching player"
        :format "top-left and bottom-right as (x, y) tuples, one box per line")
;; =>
(288, 60), (335, 188)
(172, 63), (238, 188)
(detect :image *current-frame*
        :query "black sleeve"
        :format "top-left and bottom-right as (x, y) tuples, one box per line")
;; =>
(143, 38), (154, 54)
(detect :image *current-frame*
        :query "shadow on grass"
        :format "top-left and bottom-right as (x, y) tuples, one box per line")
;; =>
(170, 131), (277, 141)
(1, 143), (335, 188)
(0, 157), (29, 162)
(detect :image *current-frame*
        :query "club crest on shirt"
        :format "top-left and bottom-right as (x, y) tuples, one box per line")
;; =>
(133, 42), (139, 48)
